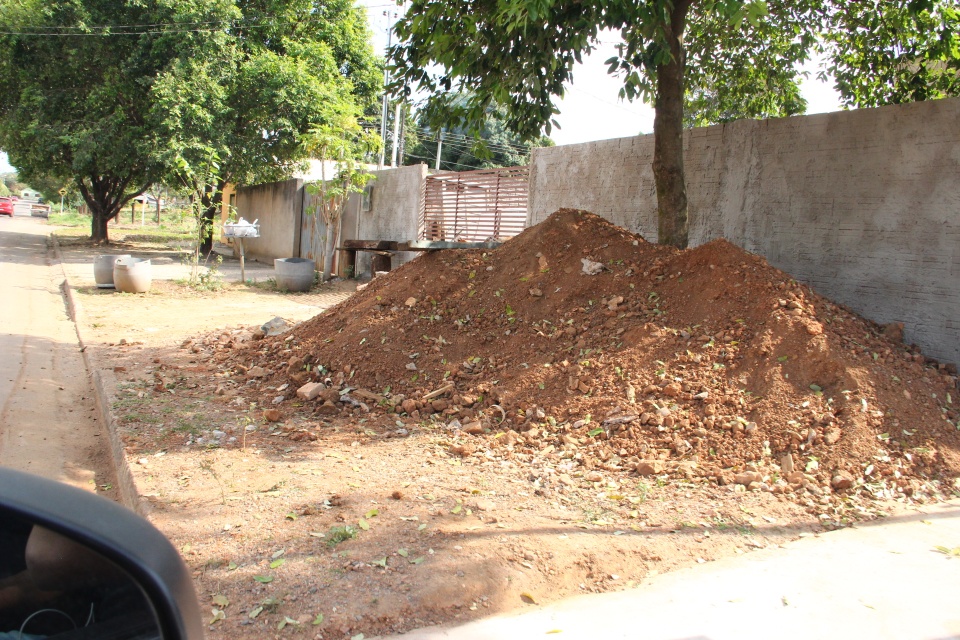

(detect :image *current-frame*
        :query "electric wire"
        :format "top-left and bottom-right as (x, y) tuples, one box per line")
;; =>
(0, 15), (357, 36)
(18, 608), (77, 640)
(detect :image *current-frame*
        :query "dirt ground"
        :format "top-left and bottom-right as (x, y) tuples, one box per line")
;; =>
(59, 210), (960, 640)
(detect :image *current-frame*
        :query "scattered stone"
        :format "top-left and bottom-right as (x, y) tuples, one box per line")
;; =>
(883, 322), (905, 343)
(584, 471), (603, 483)
(315, 401), (338, 415)
(260, 317), (290, 336)
(635, 460), (664, 476)
(271, 395), (285, 405)
(831, 472), (855, 491)
(404, 297), (417, 307)
(297, 382), (325, 401)
(780, 453), (795, 474)
(263, 409), (282, 422)
(581, 258), (604, 275)
(246, 366), (268, 379)
(529, 288), (543, 297)
(401, 399), (417, 414)
(735, 471), (763, 486)
(462, 421), (484, 435)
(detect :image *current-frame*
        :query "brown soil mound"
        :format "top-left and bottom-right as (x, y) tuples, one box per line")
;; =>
(222, 209), (960, 504)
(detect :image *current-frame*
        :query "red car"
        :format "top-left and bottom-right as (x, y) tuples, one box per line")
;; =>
(0, 196), (14, 217)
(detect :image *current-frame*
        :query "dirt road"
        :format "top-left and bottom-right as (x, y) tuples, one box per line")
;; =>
(0, 216), (116, 493)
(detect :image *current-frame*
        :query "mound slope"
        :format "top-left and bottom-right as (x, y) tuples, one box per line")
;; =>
(223, 209), (960, 505)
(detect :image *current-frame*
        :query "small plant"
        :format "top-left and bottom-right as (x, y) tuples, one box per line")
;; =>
(326, 525), (357, 546)
(635, 480), (651, 502)
(190, 254), (225, 291)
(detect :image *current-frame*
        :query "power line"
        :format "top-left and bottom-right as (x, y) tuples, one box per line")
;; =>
(409, 126), (536, 155)
(0, 14), (361, 36)
(411, 135), (533, 160)
(402, 152), (487, 171)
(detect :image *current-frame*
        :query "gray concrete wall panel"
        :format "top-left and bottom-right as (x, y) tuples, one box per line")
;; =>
(527, 98), (960, 365)
(347, 164), (428, 277)
(234, 179), (303, 262)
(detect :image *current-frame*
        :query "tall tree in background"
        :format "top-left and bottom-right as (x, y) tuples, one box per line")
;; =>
(155, 0), (381, 254)
(406, 99), (553, 171)
(390, 0), (771, 248)
(682, 0), (819, 126)
(823, 1), (959, 107)
(0, 0), (380, 246)
(390, 0), (960, 248)
(0, 0), (224, 242)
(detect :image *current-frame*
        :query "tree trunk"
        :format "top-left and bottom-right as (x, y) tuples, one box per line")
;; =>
(322, 218), (337, 282)
(198, 186), (224, 255)
(77, 175), (145, 244)
(652, 0), (691, 249)
(92, 209), (110, 243)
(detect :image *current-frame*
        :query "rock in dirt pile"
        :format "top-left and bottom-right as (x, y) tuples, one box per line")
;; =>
(216, 209), (960, 508)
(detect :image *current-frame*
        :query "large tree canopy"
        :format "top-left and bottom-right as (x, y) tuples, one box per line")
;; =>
(0, 0), (225, 241)
(390, 0), (960, 248)
(156, 0), (381, 253)
(0, 0), (381, 244)
(824, 1), (959, 107)
(390, 0), (769, 248)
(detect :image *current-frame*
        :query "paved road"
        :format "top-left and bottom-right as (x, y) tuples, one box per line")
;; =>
(0, 215), (113, 490)
(385, 500), (960, 640)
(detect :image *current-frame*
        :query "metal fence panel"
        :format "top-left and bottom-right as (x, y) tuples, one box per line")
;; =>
(419, 166), (529, 241)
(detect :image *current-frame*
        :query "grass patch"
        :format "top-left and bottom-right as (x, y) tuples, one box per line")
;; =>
(49, 207), (197, 245)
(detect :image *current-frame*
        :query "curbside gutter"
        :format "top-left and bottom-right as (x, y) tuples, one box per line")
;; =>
(49, 234), (146, 515)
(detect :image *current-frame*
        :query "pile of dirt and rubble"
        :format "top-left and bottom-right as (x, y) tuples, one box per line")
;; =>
(211, 208), (959, 506)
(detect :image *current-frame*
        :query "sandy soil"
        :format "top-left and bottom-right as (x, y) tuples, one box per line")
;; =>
(0, 217), (116, 493)
(58, 210), (959, 640)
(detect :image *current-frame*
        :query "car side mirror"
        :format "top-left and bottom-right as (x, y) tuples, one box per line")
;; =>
(0, 467), (203, 639)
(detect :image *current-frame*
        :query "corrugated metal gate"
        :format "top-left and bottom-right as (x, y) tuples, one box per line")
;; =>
(419, 166), (528, 241)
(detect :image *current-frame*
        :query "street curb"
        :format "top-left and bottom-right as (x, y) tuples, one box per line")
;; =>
(49, 234), (146, 515)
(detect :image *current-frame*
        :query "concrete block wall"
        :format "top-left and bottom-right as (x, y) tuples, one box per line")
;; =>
(234, 178), (304, 262)
(345, 163), (429, 277)
(528, 98), (960, 365)
(528, 136), (659, 239)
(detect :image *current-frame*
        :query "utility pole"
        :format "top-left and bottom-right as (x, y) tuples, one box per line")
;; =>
(378, 10), (397, 170)
(397, 109), (407, 166)
(390, 102), (402, 167)
(435, 129), (444, 171)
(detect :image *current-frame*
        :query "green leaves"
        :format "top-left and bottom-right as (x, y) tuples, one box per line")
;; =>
(0, 0), (381, 243)
(824, 1), (960, 108)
